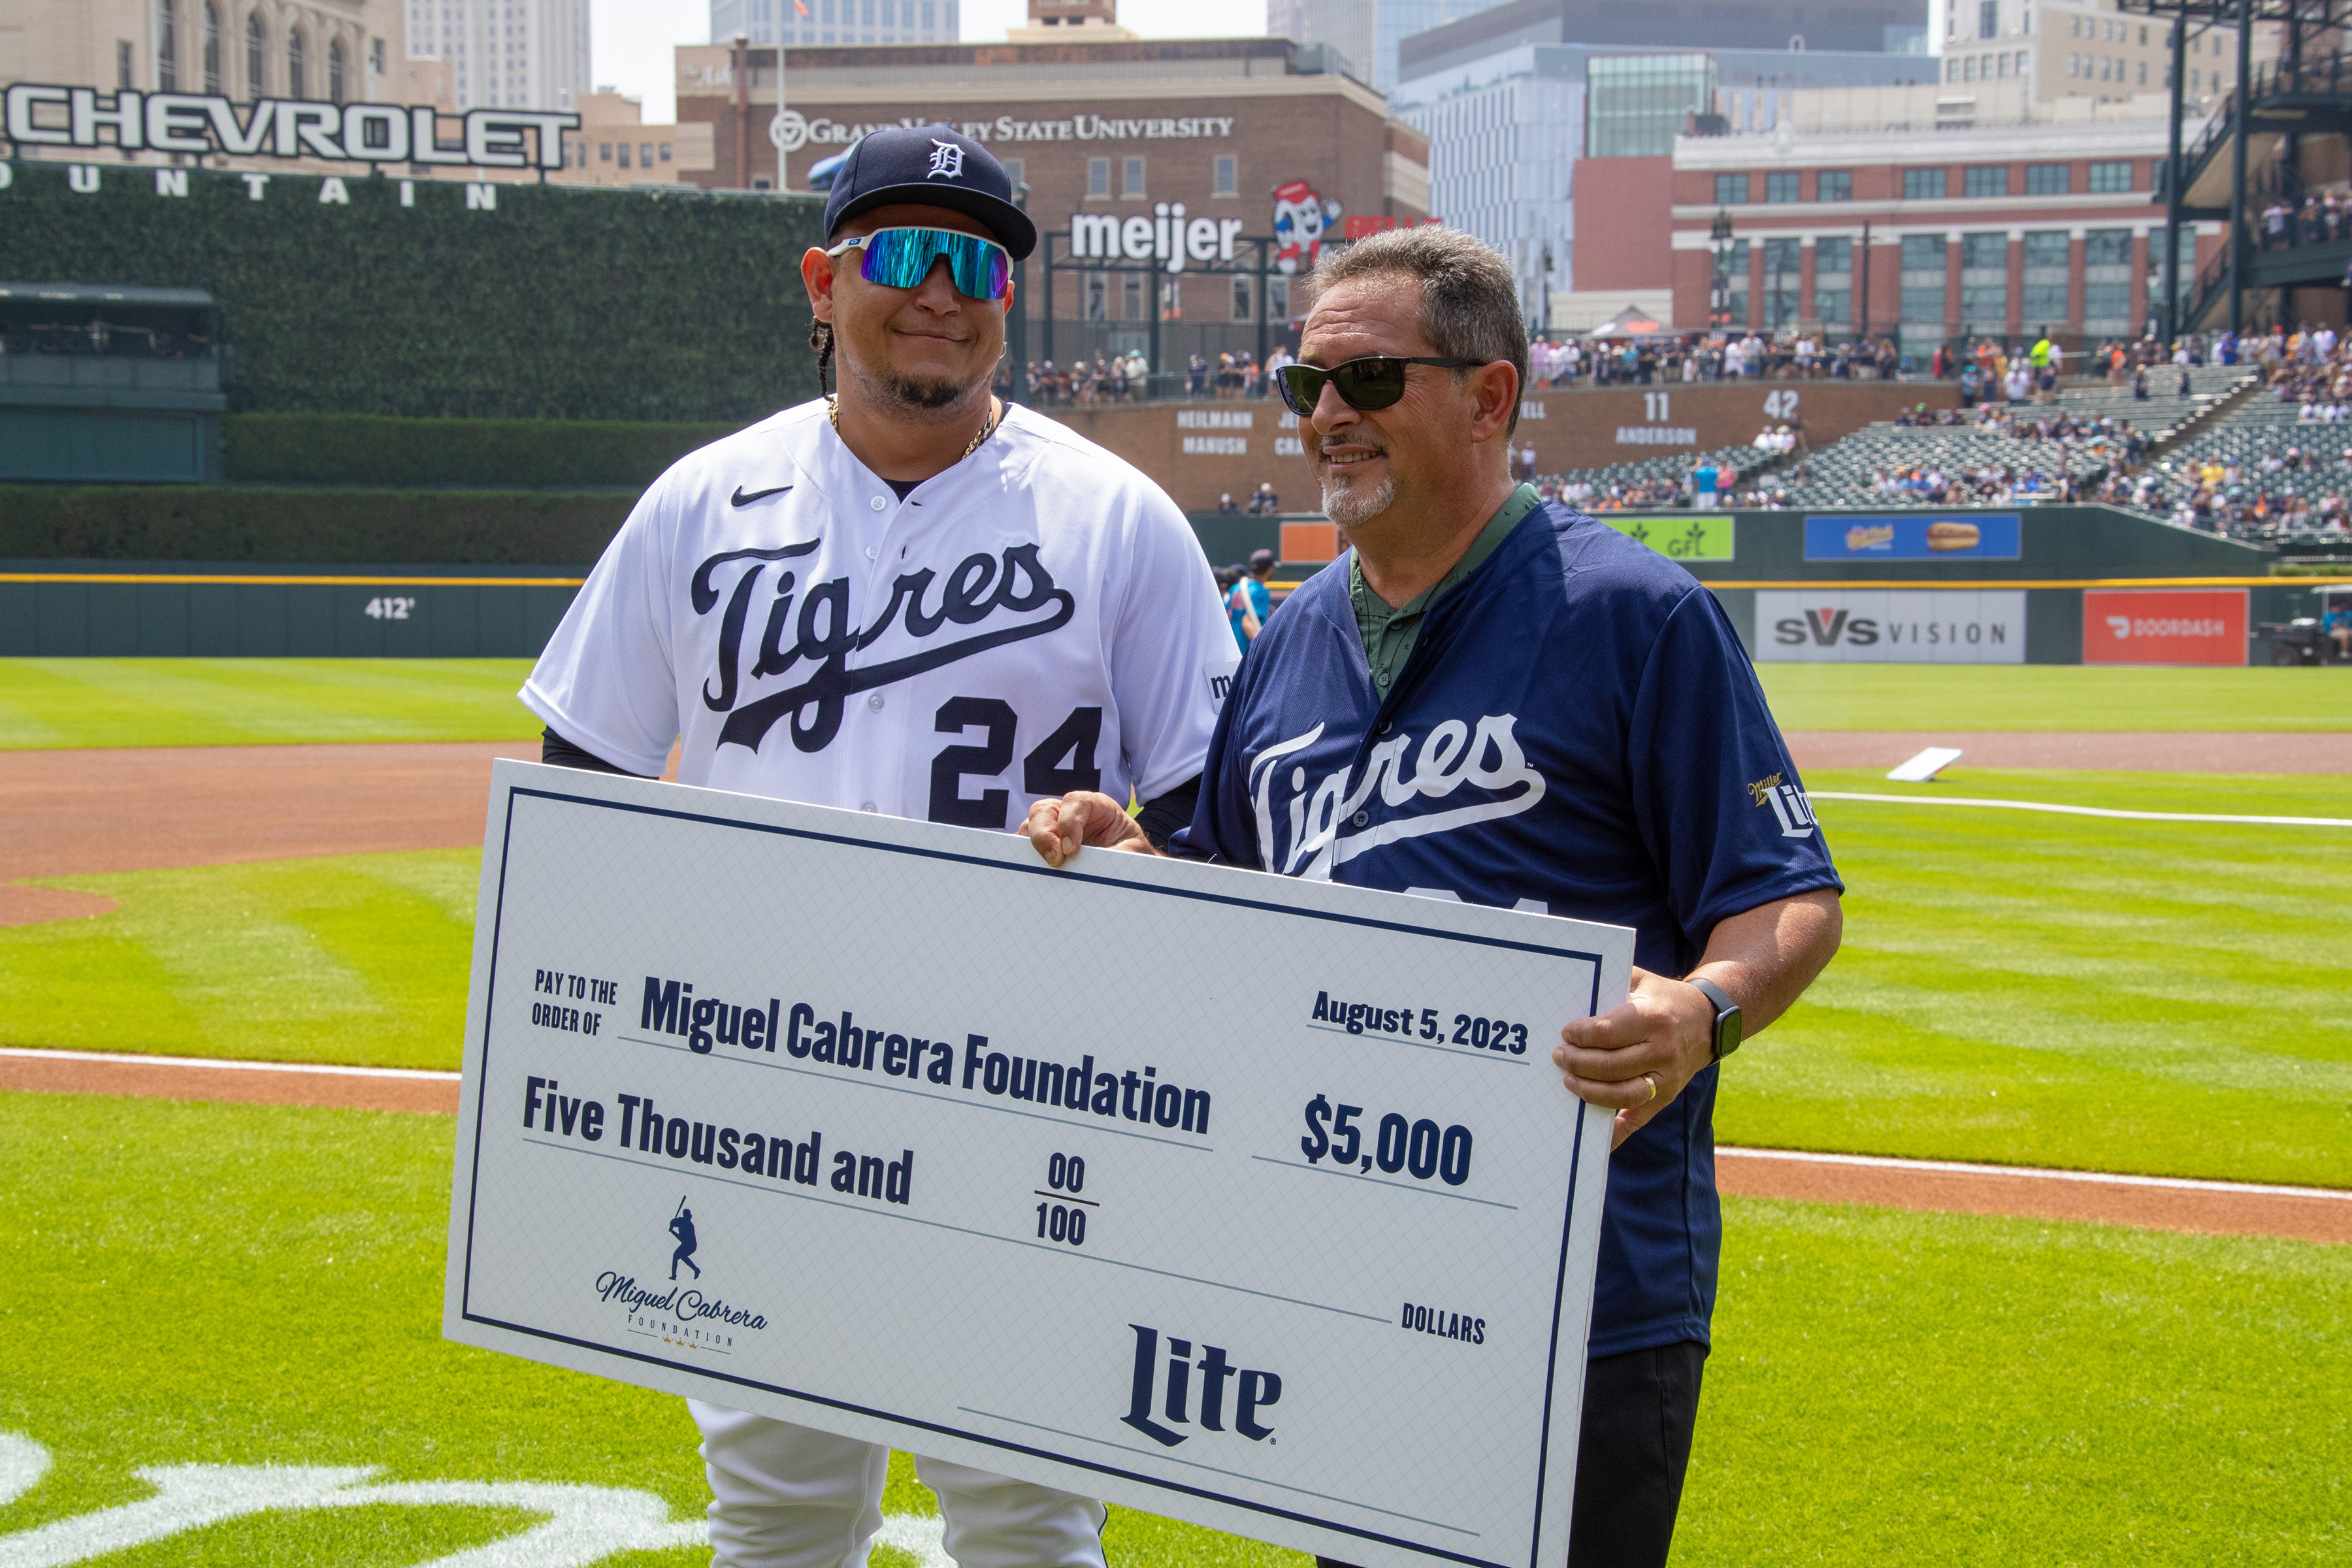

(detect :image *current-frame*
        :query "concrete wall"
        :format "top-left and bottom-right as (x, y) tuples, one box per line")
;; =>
(1034, 378), (1956, 512)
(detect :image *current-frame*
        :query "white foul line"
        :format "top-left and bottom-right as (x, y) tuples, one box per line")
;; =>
(0, 1046), (460, 1082)
(9, 1047), (2344, 1202)
(1718, 1144), (2352, 1203)
(1806, 791), (2352, 828)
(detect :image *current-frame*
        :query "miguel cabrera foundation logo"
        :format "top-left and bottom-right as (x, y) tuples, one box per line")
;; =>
(593, 1197), (769, 1354)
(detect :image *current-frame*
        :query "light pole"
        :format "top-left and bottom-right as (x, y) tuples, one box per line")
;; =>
(1708, 208), (1735, 330)
(1007, 180), (1030, 405)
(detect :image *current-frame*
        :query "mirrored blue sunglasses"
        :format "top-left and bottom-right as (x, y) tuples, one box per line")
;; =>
(825, 227), (1012, 302)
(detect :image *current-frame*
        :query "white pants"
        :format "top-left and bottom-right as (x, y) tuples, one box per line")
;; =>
(692, 1401), (1109, 1568)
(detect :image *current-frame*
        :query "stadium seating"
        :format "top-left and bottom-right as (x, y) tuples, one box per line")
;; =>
(1549, 444), (1780, 510)
(1748, 367), (2252, 510)
(2129, 383), (2352, 544)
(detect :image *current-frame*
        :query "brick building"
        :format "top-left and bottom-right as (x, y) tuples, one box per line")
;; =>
(674, 35), (1428, 374)
(1663, 81), (2212, 348)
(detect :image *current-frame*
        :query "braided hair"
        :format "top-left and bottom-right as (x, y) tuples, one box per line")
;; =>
(811, 318), (836, 399)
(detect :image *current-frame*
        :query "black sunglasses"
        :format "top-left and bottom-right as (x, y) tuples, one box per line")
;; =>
(1275, 355), (1490, 417)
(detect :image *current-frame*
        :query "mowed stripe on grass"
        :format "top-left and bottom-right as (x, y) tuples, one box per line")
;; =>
(1752, 663), (2352, 732)
(1720, 768), (2352, 1190)
(1, 1092), (2342, 1568)
(11, 1045), (2347, 1244)
(2, 660), (2347, 752)
(5, 770), (2344, 1191)
(0, 658), (540, 750)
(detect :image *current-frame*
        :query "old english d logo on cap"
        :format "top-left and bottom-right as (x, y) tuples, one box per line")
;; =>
(926, 139), (965, 180)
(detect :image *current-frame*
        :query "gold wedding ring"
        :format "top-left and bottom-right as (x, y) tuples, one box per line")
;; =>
(1639, 1073), (1659, 1103)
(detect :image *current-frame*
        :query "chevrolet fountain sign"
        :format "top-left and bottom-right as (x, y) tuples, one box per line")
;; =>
(4, 85), (576, 168)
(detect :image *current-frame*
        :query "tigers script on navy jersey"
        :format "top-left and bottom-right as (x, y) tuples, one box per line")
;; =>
(523, 400), (1237, 824)
(1175, 502), (1842, 1358)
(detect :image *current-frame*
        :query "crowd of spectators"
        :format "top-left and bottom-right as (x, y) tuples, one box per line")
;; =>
(2140, 321), (2352, 538)
(1213, 483), (1284, 515)
(1526, 332), (1906, 386)
(2260, 189), (2352, 251)
(1021, 353), (1152, 405)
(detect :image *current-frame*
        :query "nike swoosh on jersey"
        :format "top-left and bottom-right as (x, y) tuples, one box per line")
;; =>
(731, 485), (793, 507)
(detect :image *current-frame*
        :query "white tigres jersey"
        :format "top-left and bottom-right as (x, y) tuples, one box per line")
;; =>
(523, 400), (1237, 826)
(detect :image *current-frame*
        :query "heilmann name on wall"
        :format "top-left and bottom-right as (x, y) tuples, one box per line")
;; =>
(678, 37), (1428, 336)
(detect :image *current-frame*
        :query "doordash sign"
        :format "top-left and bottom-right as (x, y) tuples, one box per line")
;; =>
(2082, 588), (2247, 666)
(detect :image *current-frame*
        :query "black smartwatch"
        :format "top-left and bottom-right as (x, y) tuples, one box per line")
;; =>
(1688, 977), (1742, 1062)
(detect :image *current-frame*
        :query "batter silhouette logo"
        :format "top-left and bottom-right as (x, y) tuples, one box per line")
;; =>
(668, 1197), (702, 1281)
(587, 1201), (768, 1354)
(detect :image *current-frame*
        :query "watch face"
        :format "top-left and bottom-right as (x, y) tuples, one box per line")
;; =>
(1716, 1008), (1742, 1059)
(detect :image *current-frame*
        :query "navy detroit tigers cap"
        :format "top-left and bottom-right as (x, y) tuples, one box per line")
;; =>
(822, 124), (1037, 261)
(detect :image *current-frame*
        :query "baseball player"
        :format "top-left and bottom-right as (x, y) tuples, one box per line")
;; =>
(521, 124), (1236, 1568)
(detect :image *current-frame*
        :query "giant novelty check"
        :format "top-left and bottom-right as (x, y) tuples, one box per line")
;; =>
(444, 762), (1631, 1568)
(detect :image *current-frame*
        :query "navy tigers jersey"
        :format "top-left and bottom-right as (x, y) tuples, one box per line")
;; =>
(1175, 502), (1842, 1356)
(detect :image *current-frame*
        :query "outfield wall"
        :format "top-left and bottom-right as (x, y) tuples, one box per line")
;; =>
(4, 508), (2336, 662)
(1673, 508), (2304, 665)
(1041, 380), (1959, 514)
(0, 561), (580, 658)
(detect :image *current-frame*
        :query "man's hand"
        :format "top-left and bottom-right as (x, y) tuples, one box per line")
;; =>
(1552, 968), (1718, 1150)
(1019, 791), (1158, 869)
(1551, 889), (1842, 1149)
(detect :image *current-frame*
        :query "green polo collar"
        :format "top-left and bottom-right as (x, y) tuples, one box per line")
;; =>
(1349, 483), (1540, 697)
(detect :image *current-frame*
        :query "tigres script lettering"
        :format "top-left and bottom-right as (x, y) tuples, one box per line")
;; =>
(690, 542), (1075, 754)
(1249, 715), (1546, 880)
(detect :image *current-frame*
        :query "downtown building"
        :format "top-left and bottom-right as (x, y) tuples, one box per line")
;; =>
(711, 0), (961, 48)
(1388, 0), (1936, 332)
(1665, 79), (2210, 349)
(402, 0), (589, 113)
(1266, 0), (1512, 95)
(673, 25), (1428, 374)
(5, 0), (404, 108)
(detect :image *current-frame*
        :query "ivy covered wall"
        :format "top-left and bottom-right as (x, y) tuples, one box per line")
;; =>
(0, 160), (824, 421)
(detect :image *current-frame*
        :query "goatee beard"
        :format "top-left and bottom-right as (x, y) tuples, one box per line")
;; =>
(1321, 468), (1396, 529)
(881, 372), (969, 412)
(843, 354), (986, 418)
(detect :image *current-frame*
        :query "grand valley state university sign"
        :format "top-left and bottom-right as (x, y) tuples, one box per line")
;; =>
(5, 85), (577, 169)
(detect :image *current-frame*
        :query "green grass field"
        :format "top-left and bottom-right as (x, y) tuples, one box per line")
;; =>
(1, 660), (2345, 751)
(1754, 664), (2352, 732)
(7, 770), (2344, 1188)
(1, 1093), (2340, 1567)
(1724, 768), (2352, 1187)
(0, 659), (538, 749)
(0, 849), (479, 1070)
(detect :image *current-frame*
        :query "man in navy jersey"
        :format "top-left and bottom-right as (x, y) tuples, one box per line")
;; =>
(1020, 226), (1844, 1567)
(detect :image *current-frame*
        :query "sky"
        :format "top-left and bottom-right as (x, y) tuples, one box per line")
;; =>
(592, 0), (1273, 124)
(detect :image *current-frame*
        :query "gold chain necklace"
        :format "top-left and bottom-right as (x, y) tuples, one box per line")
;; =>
(827, 395), (1002, 461)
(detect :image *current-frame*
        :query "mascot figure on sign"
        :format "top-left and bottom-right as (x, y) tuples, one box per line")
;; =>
(1271, 180), (1343, 275)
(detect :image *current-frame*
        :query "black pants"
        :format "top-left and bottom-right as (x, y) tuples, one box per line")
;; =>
(1318, 1339), (1707, 1568)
